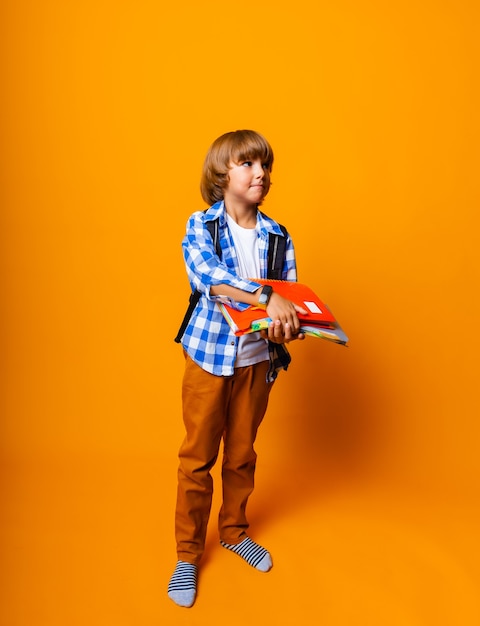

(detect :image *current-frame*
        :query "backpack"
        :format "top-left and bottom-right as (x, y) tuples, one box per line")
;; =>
(174, 218), (288, 343)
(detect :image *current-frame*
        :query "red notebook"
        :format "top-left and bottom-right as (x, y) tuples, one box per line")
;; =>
(217, 279), (336, 336)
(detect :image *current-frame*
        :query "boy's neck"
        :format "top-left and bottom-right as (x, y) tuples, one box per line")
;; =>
(224, 201), (258, 229)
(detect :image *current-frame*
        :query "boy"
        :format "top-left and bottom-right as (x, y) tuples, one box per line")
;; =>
(168, 130), (305, 608)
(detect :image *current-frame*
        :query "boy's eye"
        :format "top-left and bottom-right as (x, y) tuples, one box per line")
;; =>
(262, 163), (269, 170)
(242, 161), (253, 167)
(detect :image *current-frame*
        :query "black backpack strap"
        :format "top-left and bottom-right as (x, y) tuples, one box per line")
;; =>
(266, 224), (290, 374)
(174, 218), (221, 343)
(267, 224), (288, 279)
(208, 219), (221, 259)
(174, 289), (202, 343)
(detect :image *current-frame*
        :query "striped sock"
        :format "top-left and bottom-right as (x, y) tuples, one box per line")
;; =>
(167, 560), (198, 608)
(220, 537), (273, 572)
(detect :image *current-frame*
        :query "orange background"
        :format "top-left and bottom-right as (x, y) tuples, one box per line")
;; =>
(1, 1), (479, 624)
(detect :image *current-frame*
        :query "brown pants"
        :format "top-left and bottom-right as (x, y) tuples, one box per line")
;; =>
(175, 354), (273, 565)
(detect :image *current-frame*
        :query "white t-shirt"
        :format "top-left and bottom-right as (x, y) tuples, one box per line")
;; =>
(226, 214), (269, 367)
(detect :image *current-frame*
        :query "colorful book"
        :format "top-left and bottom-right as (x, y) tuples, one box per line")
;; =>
(296, 324), (349, 344)
(216, 279), (348, 345)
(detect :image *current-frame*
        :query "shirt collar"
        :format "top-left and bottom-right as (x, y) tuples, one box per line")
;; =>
(205, 201), (285, 237)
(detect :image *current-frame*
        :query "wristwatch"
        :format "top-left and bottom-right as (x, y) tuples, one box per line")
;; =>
(257, 285), (273, 309)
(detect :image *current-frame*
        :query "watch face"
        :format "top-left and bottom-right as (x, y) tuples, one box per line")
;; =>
(259, 285), (272, 305)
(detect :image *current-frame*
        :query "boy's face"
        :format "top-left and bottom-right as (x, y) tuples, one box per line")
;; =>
(224, 158), (270, 209)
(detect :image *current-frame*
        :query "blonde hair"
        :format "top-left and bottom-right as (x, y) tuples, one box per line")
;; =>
(200, 130), (274, 205)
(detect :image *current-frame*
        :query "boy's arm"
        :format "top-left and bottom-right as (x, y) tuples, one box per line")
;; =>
(210, 284), (307, 338)
(182, 212), (261, 297)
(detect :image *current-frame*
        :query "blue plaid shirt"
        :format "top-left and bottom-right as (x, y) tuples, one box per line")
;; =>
(180, 201), (298, 379)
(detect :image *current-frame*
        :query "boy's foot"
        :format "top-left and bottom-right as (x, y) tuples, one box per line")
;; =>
(220, 536), (273, 572)
(167, 560), (198, 608)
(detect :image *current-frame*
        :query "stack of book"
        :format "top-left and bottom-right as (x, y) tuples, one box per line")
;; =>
(217, 279), (348, 346)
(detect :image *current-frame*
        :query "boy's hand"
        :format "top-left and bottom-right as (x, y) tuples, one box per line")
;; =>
(259, 292), (307, 344)
(259, 320), (305, 344)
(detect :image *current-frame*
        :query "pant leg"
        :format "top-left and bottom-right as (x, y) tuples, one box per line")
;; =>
(218, 359), (273, 544)
(175, 355), (232, 565)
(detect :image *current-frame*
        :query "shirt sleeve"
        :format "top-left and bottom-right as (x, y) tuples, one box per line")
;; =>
(182, 212), (261, 299)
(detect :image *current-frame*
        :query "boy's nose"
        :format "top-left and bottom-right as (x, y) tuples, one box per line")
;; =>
(254, 162), (265, 178)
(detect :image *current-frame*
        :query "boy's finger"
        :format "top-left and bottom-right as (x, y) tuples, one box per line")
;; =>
(294, 304), (309, 315)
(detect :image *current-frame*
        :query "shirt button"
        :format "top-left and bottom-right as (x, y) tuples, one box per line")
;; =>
(230, 341), (235, 345)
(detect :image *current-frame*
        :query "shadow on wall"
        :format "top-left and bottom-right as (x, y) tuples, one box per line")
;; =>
(253, 336), (394, 519)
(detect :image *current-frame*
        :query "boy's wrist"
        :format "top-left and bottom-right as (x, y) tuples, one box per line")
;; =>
(257, 285), (273, 309)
